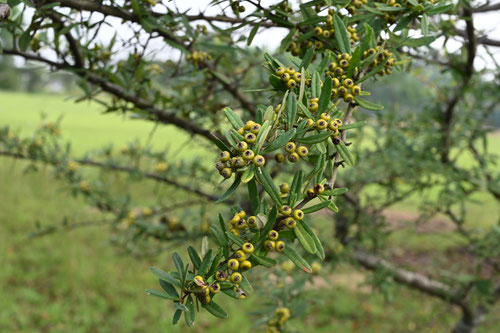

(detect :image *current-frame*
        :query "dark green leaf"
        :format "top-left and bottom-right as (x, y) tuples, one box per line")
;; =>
(185, 295), (195, 327)
(340, 120), (367, 130)
(262, 129), (296, 154)
(294, 222), (317, 254)
(224, 107), (245, 130)
(336, 141), (355, 166)
(247, 22), (261, 46)
(354, 96), (384, 111)
(317, 77), (332, 115)
(302, 201), (331, 214)
(248, 178), (260, 214)
(188, 246), (202, 270)
(216, 175), (241, 203)
(203, 300), (229, 318)
(150, 267), (180, 287)
(333, 14), (351, 54)
(145, 289), (177, 300)
(172, 309), (182, 325)
(283, 244), (312, 273)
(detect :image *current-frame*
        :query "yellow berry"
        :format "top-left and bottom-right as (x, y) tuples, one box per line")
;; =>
(242, 149), (255, 160)
(275, 241), (285, 252)
(242, 243), (255, 254)
(264, 240), (276, 251)
(228, 258), (239, 270)
(209, 283), (220, 294)
(284, 142), (296, 153)
(236, 141), (248, 152)
(287, 79), (297, 88)
(275, 153), (285, 163)
(288, 152), (299, 163)
(268, 230), (279, 241)
(280, 183), (290, 194)
(215, 270), (227, 281)
(275, 67), (285, 76)
(252, 155), (266, 167)
(234, 250), (247, 261)
(285, 217), (297, 228)
(230, 272), (242, 283)
(247, 216), (257, 228)
(280, 205), (292, 216)
(220, 168), (232, 179)
(240, 260), (252, 271)
(245, 133), (257, 144)
(316, 119), (328, 130)
(320, 113), (331, 121)
(297, 146), (309, 158)
(293, 209), (304, 220)
(250, 123), (261, 134)
(219, 151), (231, 162)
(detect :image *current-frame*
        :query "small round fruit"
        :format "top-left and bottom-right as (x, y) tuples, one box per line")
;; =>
(231, 215), (241, 225)
(250, 123), (261, 134)
(247, 216), (257, 228)
(215, 161), (226, 171)
(220, 168), (232, 179)
(234, 250), (247, 261)
(275, 241), (286, 252)
(333, 118), (343, 127)
(351, 85), (361, 95)
(286, 66), (296, 75)
(228, 258), (239, 271)
(245, 133), (257, 144)
(240, 260), (252, 271)
(237, 210), (246, 218)
(236, 141), (248, 152)
(252, 155), (266, 167)
(280, 183), (290, 194)
(215, 270), (227, 281)
(287, 79), (297, 88)
(209, 283), (220, 294)
(244, 120), (255, 130)
(293, 209), (304, 220)
(293, 72), (302, 81)
(242, 149), (255, 160)
(242, 243), (254, 254)
(275, 67), (285, 75)
(314, 183), (325, 194)
(305, 118), (314, 128)
(288, 152), (299, 163)
(308, 102), (319, 112)
(306, 188), (316, 198)
(320, 113), (331, 121)
(280, 73), (290, 81)
(316, 119), (328, 130)
(194, 275), (204, 285)
(235, 219), (246, 230)
(264, 240), (276, 251)
(232, 157), (245, 168)
(314, 26), (323, 36)
(268, 230), (279, 241)
(285, 217), (297, 228)
(284, 142), (296, 153)
(219, 151), (230, 162)
(230, 272), (242, 284)
(280, 205), (292, 216)
(343, 93), (354, 103)
(296, 146), (308, 158)
(275, 153), (285, 163)
(328, 120), (339, 131)
(343, 78), (354, 87)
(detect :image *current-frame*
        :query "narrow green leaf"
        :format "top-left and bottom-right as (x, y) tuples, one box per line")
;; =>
(283, 244), (312, 273)
(198, 249), (213, 276)
(302, 201), (331, 214)
(300, 47), (315, 70)
(216, 175), (241, 203)
(300, 221), (325, 260)
(224, 107), (245, 130)
(159, 279), (179, 299)
(333, 14), (351, 54)
(255, 168), (282, 206)
(251, 253), (277, 267)
(150, 267), (180, 288)
(210, 225), (228, 248)
(185, 295), (195, 327)
(354, 96), (384, 111)
(336, 141), (355, 166)
(286, 93), (297, 127)
(317, 77), (332, 115)
(322, 187), (348, 196)
(145, 289), (177, 300)
(248, 178), (259, 214)
(202, 300), (229, 318)
(172, 309), (182, 325)
(340, 120), (367, 130)
(188, 246), (202, 270)
(294, 222), (317, 254)
(226, 231), (245, 246)
(247, 21), (261, 46)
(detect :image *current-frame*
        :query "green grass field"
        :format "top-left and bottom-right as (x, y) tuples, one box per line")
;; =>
(1, 91), (499, 332)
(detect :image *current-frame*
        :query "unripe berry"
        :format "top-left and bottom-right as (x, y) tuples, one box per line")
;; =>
(250, 123), (261, 134)
(230, 272), (242, 284)
(230, 228), (240, 237)
(314, 183), (325, 194)
(253, 155), (266, 167)
(202, 294), (211, 304)
(275, 67), (285, 76)
(275, 153), (285, 163)
(343, 93), (354, 103)
(306, 188), (316, 198)
(215, 270), (227, 281)
(237, 210), (246, 218)
(293, 72), (302, 81)
(338, 86), (348, 96)
(297, 146), (309, 158)
(220, 168), (232, 179)
(228, 258), (239, 271)
(308, 102), (319, 112)
(284, 142), (296, 153)
(328, 120), (339, 131)
(234, 250), (247, 261)
(232, 157), (245, 168)
(322, 30), (331, 38)
(209, 283), (220, 294)
(280, 73), (290, 81)
(268, 230), (279, 241)
(320, 113), (331, 121)
(280, 183), (290, 194)
(219, 151), (230, 162)
(293, 209), (304, 220)
(275, 241), (285, 252)
(316, 119), (328, 130)
(288, 152), (299, 163)
(333, 118), (343, 127)
(305, 118), (314, 128)
(343, 78), (354, 87)
(240, 260), (252, 271)
(237, 127), (245, 136)
(244, 120), (255, 130)
(245, 133), (257, 144)
(285, 217), (297, 228)
(215, 161), (226, 171)
(246, 217), (257, 229)
(332, 77), (340, 87)
(242, 149), (255, 160)
(236, 141), (248, 152)
(264, 240), (276, 251)
(287, 79), (297, 88)
(242, 242), (254, 254)
(339, 59), (349, 68)
(235, 219), (247, 230)
(231, 215), (241, 225)
(314, 27), (323, 36)
(194, 275), (204, 285)
(280, 205), (292, 216)
(329, 62), (338, 71)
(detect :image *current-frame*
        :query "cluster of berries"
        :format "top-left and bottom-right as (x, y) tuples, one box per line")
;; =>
(277, 205), (304, 230)
(325, 53), (363, 103)
(274, 141), (309, 164)
(191, 275), (221, 305)
(230, 0), (246, 13)
(215, 121), (266, 179)
(228, 210), (258, 237)
(274, 66), (302, 89)
(195, 24), (208, 35)
(305, 183), (326, 198)
(364, 47), (396, 76)
(344, 0), (369, 15)
(186, 51), (211, 66)
(266, 307), (291, 333)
